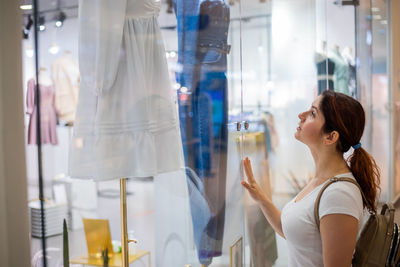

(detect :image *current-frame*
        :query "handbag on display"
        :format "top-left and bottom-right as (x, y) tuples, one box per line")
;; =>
(314, 177), (400, 267)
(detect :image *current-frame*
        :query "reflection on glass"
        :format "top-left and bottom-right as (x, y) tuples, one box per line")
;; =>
(371, 0), (389, 200)
(173, 0), (230, 265)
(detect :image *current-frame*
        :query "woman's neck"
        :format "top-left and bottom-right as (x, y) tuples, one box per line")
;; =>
(311, 148), (351, 182)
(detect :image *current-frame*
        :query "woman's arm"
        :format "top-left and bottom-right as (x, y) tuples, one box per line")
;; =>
(242, 157), (285, 238)
(320, 214), (358, 267)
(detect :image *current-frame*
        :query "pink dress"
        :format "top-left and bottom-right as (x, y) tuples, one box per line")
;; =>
(26, 79), (58, 145)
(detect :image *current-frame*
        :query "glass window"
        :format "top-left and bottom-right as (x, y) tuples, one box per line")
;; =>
(22, 0), (393, 266)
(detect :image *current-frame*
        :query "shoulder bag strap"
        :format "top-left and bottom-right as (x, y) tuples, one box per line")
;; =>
(314, 177), (368, 231)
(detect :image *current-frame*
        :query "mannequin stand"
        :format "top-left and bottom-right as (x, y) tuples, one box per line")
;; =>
(120, 179), (128, 266)
(121, 178), (138, 267)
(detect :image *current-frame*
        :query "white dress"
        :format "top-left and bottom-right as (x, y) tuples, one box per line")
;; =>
(69, 0), (184, 181)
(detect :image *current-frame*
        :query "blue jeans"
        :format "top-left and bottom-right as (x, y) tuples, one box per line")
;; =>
(178, 69), (228, 265)
(174, 1), (230, 265)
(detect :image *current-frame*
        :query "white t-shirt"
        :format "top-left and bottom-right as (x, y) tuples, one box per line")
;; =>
(281, 172), (364, 267)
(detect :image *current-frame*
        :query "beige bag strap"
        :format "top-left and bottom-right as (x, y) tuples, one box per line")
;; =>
(314, 177), (369, 231)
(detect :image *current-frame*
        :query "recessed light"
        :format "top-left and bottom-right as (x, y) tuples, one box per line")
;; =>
(20, 4), (32, 10)
(49, 44), (60, 55)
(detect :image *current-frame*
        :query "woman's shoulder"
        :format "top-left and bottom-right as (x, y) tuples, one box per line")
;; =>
(327, 173), (360, 192)
(319, 173), (364, 218)
(323, 173), (361, 197)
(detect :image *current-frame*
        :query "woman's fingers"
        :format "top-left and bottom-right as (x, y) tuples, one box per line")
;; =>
(243, 157), (256, 184)
(241, 180), (250, 190)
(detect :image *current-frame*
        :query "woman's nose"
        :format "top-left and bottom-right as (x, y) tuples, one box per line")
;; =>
(298, 112), (304, 120)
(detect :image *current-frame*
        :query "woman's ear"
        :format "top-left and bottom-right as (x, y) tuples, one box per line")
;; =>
(324, 130), (339, 146)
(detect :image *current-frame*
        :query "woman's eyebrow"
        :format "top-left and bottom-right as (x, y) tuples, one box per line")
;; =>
(311, 105), (319, 112)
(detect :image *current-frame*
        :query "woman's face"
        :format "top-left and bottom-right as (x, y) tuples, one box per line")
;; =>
(295, 95), (326, 147)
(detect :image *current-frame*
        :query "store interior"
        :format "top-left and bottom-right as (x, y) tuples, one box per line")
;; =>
(20, 0), (397, 266)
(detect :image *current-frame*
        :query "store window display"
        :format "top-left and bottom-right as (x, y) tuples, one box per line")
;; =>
(51, 50), (80, 125)
(23, 0), (396, 265)
(69, 0), (184, 180)
(315, 41), (335, 94)
(315, 41), (356, 97)
(26, 68), (58, 145)
(173, 0), (230, 265)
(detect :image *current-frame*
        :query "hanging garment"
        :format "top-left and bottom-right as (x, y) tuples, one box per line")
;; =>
(51, 53), (80, 123)
(69, 0), (184, 181)
(316, 57), (335, 94)
(26, 78), (58, 145)
(348, 64), (356, 97)
(174, 0), (230, 265)
(330, 50), (351, 95)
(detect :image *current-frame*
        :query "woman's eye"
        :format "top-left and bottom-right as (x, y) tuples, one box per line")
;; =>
(309, 111), (315, 117)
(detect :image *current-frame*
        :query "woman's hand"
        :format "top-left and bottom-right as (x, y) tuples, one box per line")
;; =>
(241, 157), (268, 203)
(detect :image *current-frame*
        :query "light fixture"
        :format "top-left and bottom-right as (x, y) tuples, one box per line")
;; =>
(26, 46), (34, 58)
(371, 7), (380, 12)
(373, 15), (382, 20)
(54, 11), (66, 27)
(38, 16), (46, 31)
(49, 43), (60, 54)
(170, 51), (177, 58)
(381, 20), (388, 25)
(173, 83), (181, 90)
(20, 4), (33, 10)
(23, 14), (33, 39)
(366, 30), (372, 46)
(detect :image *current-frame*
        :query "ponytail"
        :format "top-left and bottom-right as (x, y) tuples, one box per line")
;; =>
(320, 90), (381, 212)
(348, 147), (380, 213)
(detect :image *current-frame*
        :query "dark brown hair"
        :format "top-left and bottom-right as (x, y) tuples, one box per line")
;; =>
(320, 90), (380, 212)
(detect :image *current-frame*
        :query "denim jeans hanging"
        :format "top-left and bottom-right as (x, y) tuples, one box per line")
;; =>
(173, 0), (230, 265)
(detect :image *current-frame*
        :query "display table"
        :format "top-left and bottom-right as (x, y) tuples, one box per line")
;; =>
(70, 250), (151, 267)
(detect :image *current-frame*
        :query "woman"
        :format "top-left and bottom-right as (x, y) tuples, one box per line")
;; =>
(242, 90), (380, 267)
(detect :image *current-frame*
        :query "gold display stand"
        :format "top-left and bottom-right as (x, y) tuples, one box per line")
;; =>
(120, 178), (138, 267)
(120, 178), (129, 266)
(71, 178), (145, 266)
(70, 249), (150, 267)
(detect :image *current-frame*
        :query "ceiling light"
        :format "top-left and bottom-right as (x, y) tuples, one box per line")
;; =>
(26, 46), (34, 58)
(173, 83), (181, 90)
(381, 20), (388, 25)
(23, 15), (33, 39)
(20, 4), (32, 10)
(373, 15), (382, 20)
(371, 7), (380, 12)
(49, 43), (60, 54)
(169, 51), (177, 58)
(38, 16), (46, 31)
(54, 11), (66, 27)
